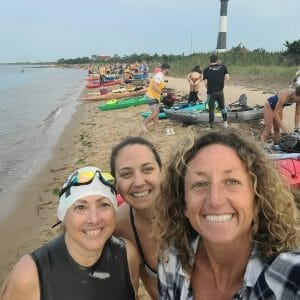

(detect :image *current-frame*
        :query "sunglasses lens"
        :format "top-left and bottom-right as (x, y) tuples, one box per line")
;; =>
(74, 171), (96, 184)
(101, 172), (115, 185)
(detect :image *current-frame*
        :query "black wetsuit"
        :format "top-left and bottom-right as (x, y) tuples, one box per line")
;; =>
(31, 234), (135, 300)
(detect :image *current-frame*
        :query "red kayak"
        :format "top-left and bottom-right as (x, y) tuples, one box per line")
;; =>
(86, 76), (100, 81)
(276, 158), (300, 188)
(86, 80), (122, 89)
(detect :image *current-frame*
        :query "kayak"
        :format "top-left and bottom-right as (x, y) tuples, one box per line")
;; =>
(275, 158), (300, 188)
(141, 111), (168, 119)
(85, 75), (100, 81)
(267, 152), (300, 160)
(98, 96), (147, 111)
(140, 102), (207, 119)
(104, 74), (117, 80)
(85, 80), (122, 89)
(164, 104), (263, 124)
(82, 88), (147, 102)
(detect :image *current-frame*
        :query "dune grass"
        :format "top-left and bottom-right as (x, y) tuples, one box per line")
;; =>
(150, 51), (298, 90)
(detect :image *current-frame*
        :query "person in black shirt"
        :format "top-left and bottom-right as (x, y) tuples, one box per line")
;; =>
(203, 55), (229, 128)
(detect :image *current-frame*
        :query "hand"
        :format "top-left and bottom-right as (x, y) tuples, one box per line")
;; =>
(281, 125), (289, 134)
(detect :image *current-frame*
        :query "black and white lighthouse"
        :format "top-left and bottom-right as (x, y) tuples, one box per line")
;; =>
(216, 0), (229, 52)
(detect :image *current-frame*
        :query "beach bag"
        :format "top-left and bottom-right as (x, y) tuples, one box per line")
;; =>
(278, 134), (300, 152)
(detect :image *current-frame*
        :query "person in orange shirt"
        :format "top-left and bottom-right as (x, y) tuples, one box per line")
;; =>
(142, 63), (170, 132)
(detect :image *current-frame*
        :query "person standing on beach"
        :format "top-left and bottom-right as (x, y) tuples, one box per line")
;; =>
(203, 54), (229, 128)
(140, 61), (149, 79)
(110, 137), (163, 299)
(187, 66), (203, 104)
(142, 63), (170, 133)
(261, 86), (300, 142)
(0, 166), (139, 300)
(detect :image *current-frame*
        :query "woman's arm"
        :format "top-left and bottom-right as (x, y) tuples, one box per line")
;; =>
(187, 73), (194, 85)
(0, 254), (39, 300)
(124, 238), (140, 299)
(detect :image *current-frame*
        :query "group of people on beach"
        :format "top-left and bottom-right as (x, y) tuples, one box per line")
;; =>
(142, 56), (300, 147)
(1, 127), (299, 299)
(142, 55), (230, 133)
(1, 57), (300, 299)
(88, 61), (149, 85)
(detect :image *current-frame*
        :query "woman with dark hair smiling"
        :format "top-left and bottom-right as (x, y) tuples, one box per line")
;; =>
(111, 136), (163, 299)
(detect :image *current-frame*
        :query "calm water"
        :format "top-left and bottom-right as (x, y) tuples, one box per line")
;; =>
(0, 65), (86, 209)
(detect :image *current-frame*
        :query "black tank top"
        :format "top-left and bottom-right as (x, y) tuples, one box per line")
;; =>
(31, 234), (135, 300)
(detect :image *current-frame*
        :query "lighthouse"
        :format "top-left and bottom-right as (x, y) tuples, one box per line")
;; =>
(216, 0), (229, 52)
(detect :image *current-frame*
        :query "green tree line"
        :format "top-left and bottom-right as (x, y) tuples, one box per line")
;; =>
(57, 39), (300, 89)
(56, 39), (300, 67)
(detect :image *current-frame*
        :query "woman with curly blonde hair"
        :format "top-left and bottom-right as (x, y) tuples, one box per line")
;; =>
(154, 127), (300, 299)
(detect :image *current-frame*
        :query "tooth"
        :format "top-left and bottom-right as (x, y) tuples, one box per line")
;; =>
(205, 214), (232, 223)
(86, 229), (101, 236)
(132, 191), (149, 197)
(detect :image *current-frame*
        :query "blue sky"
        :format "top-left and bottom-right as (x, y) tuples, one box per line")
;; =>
(0, 0), (299, 63)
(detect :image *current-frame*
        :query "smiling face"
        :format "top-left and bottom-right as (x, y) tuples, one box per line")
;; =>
(114, 144), (162, 211)
(64, 195), (115, 261)
(184, 144), (255, 247)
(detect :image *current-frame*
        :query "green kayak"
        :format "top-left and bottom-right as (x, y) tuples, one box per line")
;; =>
(98, 96), (147, 111)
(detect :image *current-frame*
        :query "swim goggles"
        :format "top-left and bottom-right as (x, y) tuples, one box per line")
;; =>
(59, 169), (116, 198)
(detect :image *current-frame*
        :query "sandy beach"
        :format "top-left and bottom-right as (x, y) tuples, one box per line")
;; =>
(0, 76), (297, 298)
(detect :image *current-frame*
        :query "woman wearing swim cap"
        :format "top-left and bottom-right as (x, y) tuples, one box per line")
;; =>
(0, 166), (139, 300)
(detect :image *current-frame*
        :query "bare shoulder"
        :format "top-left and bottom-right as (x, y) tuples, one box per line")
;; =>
(123, 238), (140, 260)
(278, 89), (289, 99)
(114, 202), (132, 238)
(0, 254), (39, 300)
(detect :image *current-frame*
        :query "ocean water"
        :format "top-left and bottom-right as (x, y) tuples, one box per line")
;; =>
(0, 65), (86, 209)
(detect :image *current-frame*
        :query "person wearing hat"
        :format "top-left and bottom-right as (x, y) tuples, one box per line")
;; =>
(0, 166), (139, 300)
(142, 63), (170, 133)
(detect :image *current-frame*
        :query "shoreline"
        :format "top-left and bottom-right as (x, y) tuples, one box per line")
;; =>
(0, 77), (297, 298)
(0, 99), (87, 281)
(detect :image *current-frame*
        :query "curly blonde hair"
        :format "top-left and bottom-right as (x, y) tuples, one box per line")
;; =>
(153, 127), (300, 273)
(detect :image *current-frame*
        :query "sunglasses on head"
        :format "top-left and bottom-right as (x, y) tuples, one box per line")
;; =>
(59, 169), (116, 198)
